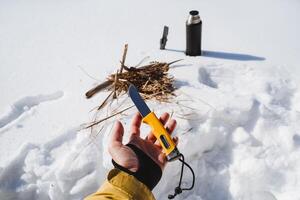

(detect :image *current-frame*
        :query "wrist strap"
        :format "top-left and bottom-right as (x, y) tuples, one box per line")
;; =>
(112, 143), (162, 191)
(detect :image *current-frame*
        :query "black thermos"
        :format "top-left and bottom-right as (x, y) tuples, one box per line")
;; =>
(186, 10), (202, 56)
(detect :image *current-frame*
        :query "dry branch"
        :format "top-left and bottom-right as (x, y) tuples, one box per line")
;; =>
(85, 80), (113, 99)
(120, 44), (128, 73)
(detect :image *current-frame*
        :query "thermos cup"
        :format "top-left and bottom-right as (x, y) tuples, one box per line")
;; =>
(186, 10), (202, 56)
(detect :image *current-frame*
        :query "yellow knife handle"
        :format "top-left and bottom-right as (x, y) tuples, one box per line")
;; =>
(142, 112), (178, 157)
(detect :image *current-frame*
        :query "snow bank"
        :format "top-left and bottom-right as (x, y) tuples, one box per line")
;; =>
(1, 62), (300, 200)
(0, 127), (105, 200)
(153, 63), (300, 200)
(0, 91), (63, 130)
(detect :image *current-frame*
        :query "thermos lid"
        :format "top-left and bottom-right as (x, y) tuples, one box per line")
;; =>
(187, 10), (201, 25)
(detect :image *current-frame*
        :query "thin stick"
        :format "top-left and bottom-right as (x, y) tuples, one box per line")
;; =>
(134, 56), (150, 67)
(168, 59), (183, 65)
(113, 70), (119, 99)
(78, 66), (101, 81)
(142, 78), (150, 89)
(98, 91), (114, 110)
(111, 96), (129, 114)
(182, 127), (193, 135)
(120, 44), (128, 73)
(85, 105), (134, 129)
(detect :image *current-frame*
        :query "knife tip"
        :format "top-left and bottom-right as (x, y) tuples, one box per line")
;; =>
(128, 84), (135, 95)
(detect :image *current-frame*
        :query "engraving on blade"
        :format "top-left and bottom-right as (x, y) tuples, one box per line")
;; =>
(128, 85), (151, 117)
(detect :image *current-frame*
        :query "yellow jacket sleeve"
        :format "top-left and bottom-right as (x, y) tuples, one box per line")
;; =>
(84, 169), (156, 200)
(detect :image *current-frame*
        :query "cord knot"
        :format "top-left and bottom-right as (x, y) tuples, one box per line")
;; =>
(175, 187), (182, 194)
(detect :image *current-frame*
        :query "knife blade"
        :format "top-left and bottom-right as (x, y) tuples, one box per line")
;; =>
(128, 84), (180, 161)
(128, 85), (151, 117)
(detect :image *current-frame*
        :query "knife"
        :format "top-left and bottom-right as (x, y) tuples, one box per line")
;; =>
(128, 84), (181, 161)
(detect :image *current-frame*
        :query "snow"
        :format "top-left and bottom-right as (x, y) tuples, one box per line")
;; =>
(0, 91), (64, 129)
(1, 0), (300, 200)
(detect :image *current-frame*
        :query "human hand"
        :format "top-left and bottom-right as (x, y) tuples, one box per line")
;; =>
(108, 112), (178, 172)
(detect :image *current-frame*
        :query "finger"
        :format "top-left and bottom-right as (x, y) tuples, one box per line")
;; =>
(154, 119), (177, 147)
(166, 119), (177, 135)
(147, 112), (170, 143)
(130, 112), (142, 138)
(173, 136), (179, 145)
(109, 121), (124, 148)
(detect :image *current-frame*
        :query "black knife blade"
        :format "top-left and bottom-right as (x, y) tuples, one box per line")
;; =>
(128, 84), (151, 117)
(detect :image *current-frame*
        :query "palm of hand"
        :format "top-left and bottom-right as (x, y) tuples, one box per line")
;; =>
(109, 112), (177, 172)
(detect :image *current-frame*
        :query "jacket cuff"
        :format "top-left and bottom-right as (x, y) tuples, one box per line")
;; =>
(112, 144), (162, 191)
(107, 169), (156, 200)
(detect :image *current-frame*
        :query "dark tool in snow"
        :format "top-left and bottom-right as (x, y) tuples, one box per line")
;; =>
(160, 26), (169, 50)
(186, 10), (202, 56)
(128, 84), (195, 199)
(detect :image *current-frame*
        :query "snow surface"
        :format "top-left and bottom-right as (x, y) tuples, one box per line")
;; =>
(1, 0), (300, 199)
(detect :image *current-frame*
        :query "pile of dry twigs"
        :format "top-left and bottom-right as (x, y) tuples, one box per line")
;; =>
(85, 44), (181, 111)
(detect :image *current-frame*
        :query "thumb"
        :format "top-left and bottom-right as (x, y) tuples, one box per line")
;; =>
(110, 121), (124, 148)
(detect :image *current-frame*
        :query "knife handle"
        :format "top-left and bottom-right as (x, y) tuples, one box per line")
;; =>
(142, 112), (180, 161)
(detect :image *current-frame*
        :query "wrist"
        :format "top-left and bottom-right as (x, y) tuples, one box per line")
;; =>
(112, 144), (162, 191)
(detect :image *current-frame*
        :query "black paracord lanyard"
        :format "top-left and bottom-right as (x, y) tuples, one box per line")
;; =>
(168, 154), (195, 199)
